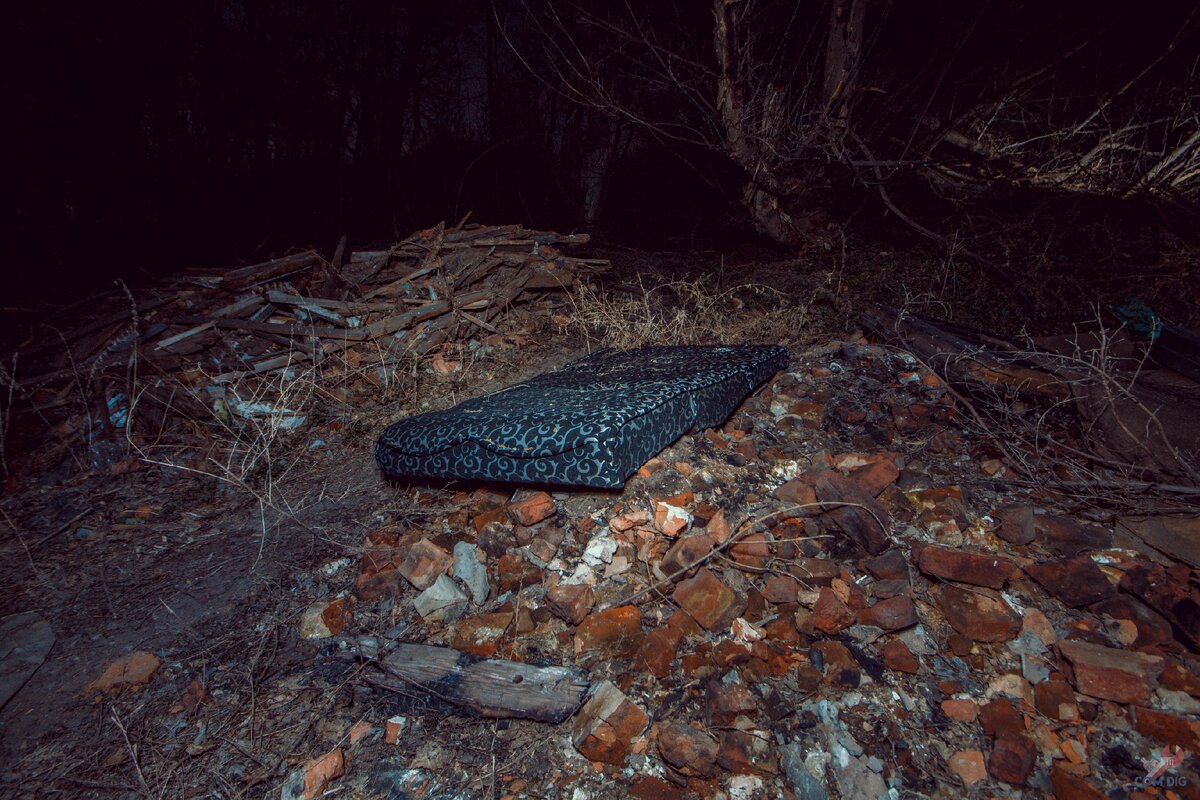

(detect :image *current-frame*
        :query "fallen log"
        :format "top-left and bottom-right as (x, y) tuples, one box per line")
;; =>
(367, 643), (589, 723)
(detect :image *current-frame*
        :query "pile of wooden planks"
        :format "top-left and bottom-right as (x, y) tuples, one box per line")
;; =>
(2, 222), (607, 441)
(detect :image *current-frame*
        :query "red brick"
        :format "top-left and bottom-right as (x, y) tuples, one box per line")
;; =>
(506, 492), (556, 527)
(880, 638), (919, 674)
(396, 538), (453, 590)
(987, 734), (1036, 785)
(545, 583), (595, 626)
(575, 606), (643, 661)
(451, 612), (513, 657)
(639, 627), (685, 678)
(1058, 639), (1163, 704)
(673, 568), (744, 632)
(915, 544), (1016, 589)
(858, 594), (918, 631)
(657, 722), (718, 777)
(716, 729), (779, 775)
(572, 681), (648, 765)
(812, 586), (855, 634)
(938, 585), (1020, 642)
(1130, 706), (1200, 750)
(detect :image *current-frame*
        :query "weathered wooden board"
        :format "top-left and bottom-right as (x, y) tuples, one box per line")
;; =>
(370, 643), (589, 723)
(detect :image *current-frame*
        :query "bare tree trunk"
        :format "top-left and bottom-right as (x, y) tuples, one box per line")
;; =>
(822, 0), (868, 135)
(713, 0), (812, 246)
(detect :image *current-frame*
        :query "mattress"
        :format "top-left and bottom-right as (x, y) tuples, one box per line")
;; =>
(375, 344), (789, 488)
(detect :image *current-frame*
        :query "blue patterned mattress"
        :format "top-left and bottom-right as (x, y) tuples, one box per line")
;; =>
(374, 345), (789, 488)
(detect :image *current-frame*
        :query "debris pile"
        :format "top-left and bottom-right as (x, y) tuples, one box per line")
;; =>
(280, 339), (1198, 798)
(1, 222), (606, 471)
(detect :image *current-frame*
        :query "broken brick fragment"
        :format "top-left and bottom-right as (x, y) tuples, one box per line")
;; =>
(638, 626), (685, 678)
(1057, 639), (1163, 705)
(1025, 556), (1116, 608)
(506, 491), (556, 527)
(812, 586), (855, 634)
(938, 585), (1020, 642)
(987, 734), (1036, 785)
(673, 568), (744, 632)
(396, 538), (453, 590)
(815, 472), (890, 554)
(575, 605), (643, 661)
(572, 681), (648, 765)
(657, 721), (718, 777)
(880, 638), (919, 674)
(716, 729), (779, 775)
(915, 543), (1015, 589)
(857, 594), (918, 632)
(545, 583), (595, 626)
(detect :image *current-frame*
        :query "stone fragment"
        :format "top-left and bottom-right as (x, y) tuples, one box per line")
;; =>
(630, 776), (684, 800)
(1033, 515), (1111, 556)
(812, 587), (855, 634)
(789, 558), (840, 586)
(657, 721), (718, 777)
(546, 583), (595, 626)
(639, 627), (685, 678)
(451, 612), (513, 657)
(987, 734), (1036, 785)
(610, 510), (651, 532)
(1033, 680), (1080, 721)
(1162, 662), (1200, 698)
(938, 585), (1020, 642)
(572, 681), (649, 765)
(1058, 639), (1163, 705)
(452, 542), (489, 605)
(384, 715), (408, 744)
(1021, 607), (1058, 646)
(857, 595), (917, 632)
(1024, 556), (1115, 608)
(816, 473), (890, 554)
(915, 544), (1015, 589)
(1117, 515), (1200, 569)
(299, 597), (353, 640)
(673, 569), (745, 632)
(717, 729), (779, 775)
(575, 605), (643, 661)
(947, 750), (987, 785)
(880, 638), (918, 674)
(995, 505), (1036, 545)
(85, 651), (161, 695)
(1118, 563), (1200, 652)
(396, 538), (453, 590)
(413, 574), (469, 622)
(774, 477), (818, 510)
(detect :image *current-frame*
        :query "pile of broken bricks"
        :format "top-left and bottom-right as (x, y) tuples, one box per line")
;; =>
(295, 340), (1199, 799)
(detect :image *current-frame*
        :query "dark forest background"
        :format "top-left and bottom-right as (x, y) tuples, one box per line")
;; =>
(7, 0), (1200, 309)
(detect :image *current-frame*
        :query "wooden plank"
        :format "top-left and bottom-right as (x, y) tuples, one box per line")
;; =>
(371, 643), (588, 723)
(221, 252), (322, 290)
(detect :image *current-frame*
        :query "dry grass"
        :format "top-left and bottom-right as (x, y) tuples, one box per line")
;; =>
(565, 274), (806, 350)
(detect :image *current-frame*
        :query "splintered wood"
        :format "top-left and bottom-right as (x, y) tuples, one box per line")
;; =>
(3, 222), (607, 431)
